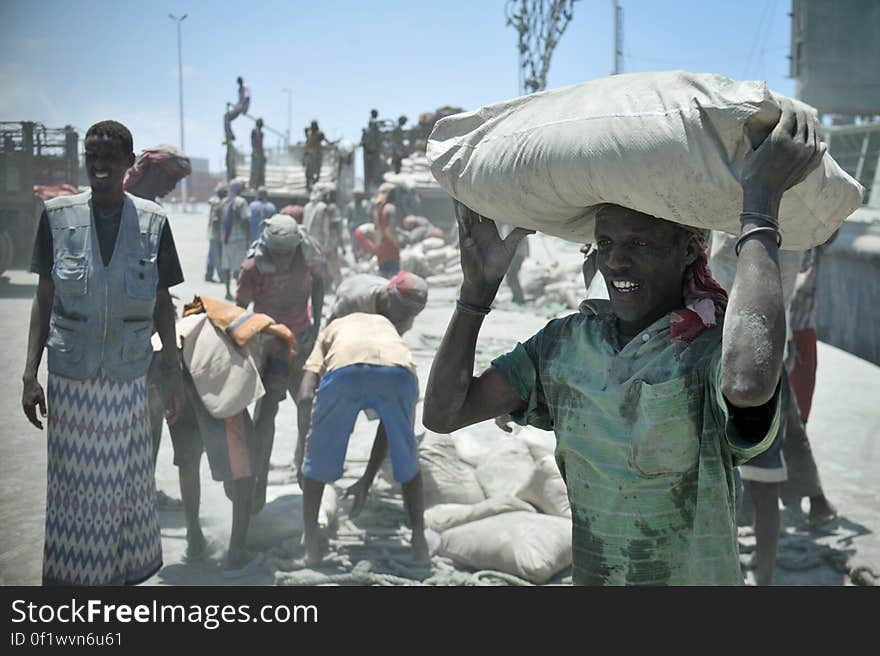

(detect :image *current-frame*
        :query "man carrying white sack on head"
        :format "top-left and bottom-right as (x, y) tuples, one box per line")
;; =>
(424, 100), (830, 585)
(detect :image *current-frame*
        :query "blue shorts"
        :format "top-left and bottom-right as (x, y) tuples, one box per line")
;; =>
(303, 364), (419, 484)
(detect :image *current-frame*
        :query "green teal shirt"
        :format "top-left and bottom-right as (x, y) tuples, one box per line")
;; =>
(491, 300), (780, 586)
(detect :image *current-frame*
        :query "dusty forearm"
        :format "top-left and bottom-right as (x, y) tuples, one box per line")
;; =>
(153, 289), (178, 365)
(721, 194), (787, 407)
(23, 280), (52, 380)
(311, 277), (324, 330)
(423, 309), (485, 432)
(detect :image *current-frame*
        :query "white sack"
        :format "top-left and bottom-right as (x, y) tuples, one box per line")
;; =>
(424, 495), (534, 533)
(453, 431), (530, 467)
(418, 432), (486, 507)
(438, 512), (572, 584)
(516, 454), (571, 518)
(475, 448), (538, 499)
(428, 70), (863, 251)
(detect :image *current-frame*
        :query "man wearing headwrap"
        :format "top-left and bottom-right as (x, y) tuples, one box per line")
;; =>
(296, 272), (429, 565)
(314, 272), (429, 517)
(424, 104), (826, 585)
(236, 214), (326, 512)
(124, 143), (192, 511)
(279, 204), (304, 224)
(123, 144), (192, 203)
(221, 179), (251, 301)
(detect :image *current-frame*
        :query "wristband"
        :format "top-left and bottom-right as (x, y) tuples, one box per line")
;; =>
(456, 299), (492, 316)
(740, 211), (779, 226)
(735, 226), (782, 256)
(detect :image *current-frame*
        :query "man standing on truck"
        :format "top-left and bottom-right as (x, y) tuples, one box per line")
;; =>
(224, 76), (251, 144)
(304, 120), (331, 192)
(361, 109), (382, 192)
(250, 118), (266, 190)
(22, 120), (185, 585)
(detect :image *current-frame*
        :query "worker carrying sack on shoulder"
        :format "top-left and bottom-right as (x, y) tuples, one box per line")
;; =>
(428, 71), (863, 250)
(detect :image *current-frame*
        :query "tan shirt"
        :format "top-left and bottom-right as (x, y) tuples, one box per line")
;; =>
(303, 312), (416, 376)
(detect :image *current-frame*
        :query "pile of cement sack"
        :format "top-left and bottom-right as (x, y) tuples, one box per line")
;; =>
(400, 237), (463, 287)
(512, 257), (590, 310)
(383, 428), (572, 584)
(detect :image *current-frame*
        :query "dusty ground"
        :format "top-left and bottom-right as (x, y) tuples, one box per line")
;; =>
(1, 203), (877, 586)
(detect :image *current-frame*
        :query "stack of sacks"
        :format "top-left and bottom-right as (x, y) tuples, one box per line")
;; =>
(395, 429), (572, 584)
(399, 237), (462, 288)
(514, 258), (587, 310)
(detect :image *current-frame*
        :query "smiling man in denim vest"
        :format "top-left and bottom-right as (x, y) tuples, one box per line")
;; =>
(22, 120), (185, 586)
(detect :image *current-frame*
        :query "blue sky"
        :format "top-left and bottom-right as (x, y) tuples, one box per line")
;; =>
(1, 0), (794, 173)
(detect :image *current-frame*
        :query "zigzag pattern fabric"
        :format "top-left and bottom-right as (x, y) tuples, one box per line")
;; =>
(43, 374), (162, 586)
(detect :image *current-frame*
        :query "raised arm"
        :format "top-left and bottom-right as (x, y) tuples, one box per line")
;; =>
(721, 103), (825, 407)
(423, 202), (533, 433)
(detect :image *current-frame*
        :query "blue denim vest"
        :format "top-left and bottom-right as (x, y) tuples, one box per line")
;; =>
(44, 191), (166, 382)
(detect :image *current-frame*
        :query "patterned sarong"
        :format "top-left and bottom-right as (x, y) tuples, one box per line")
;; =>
(43, 374), (162, 586)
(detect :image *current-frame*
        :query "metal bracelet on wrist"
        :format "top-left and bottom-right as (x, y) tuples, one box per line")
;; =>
(735, 226), (782, 256)
(740, 211), (779, 227)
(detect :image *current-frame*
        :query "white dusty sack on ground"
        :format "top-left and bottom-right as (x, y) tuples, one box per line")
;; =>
(516, 454), (571, 518)
(428, 70), (863, 250)
(518, 426), (558, 461)
(424, 495), (535, 533)
(453, 430), (530, 468)
(438, 511), (573, 584)
(475, 447), (538, 499)
(418, 432), (486, 507)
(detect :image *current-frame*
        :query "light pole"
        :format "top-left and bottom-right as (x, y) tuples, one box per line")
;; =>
(611, 1), (623, 75)
(169, 13), (188, 208)
(282, 88), (292, 150)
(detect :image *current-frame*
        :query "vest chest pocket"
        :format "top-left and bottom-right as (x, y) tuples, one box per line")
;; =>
(47, 315), (85, 362)
(125, 257), (158, 300)
(52, 254), (88, 296)
(629, 376), (701, 477)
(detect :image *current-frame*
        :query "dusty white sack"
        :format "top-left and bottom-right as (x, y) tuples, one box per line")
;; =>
(516, 455), (571, 518)
(428, 70), (863, 250)
(453, 431), (530, 467)
(424, 495), (534, 533)
(421, 236), (446, 252)
(418, 433), (486, 507)
(475, 448), (538, 499)
(438, 512), (572, 584)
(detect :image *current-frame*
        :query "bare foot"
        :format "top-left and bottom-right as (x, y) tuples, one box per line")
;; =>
(410, 529), (430, 565)
(806, 496), (838, 528)
(343, 478), (370, 519)
(223, 551), (265, 578)
(183, 531), (209, 563)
